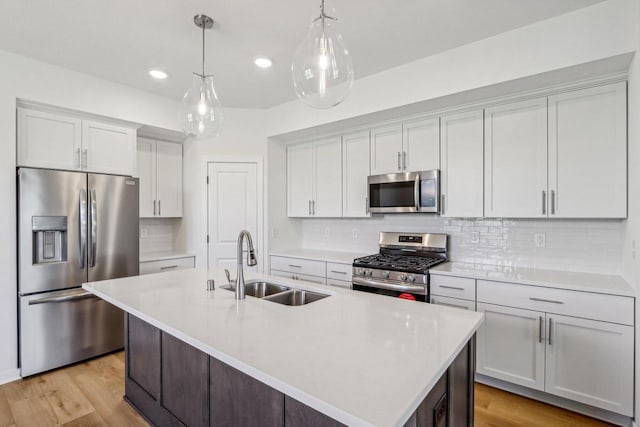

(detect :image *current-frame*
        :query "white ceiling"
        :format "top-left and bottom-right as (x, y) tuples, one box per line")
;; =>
(0, 0), (604, 109)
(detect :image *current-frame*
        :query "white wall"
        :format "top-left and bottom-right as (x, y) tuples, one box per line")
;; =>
(0, 49), (181, 382)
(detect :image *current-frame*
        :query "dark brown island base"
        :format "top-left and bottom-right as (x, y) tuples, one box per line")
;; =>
(124, 314), (476, 427)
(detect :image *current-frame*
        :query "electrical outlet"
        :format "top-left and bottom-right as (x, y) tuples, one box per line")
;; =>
(271, 227), (279, 238)
(140, 228), (148, 238)
(534, 233), (546, 248)
(324, 227), (331, 238)
(632, 240), (637, 260)
(471, 232), (480, 244)
(352, 228), (359, 239)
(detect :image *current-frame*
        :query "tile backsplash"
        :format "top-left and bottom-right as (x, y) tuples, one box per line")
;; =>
(139, 218), (177, 258)
(300, 216), (623, 274)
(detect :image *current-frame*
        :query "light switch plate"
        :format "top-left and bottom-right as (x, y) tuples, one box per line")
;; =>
(534, 233), (546, 248)
(471, 232), (480, 244)
(352, 228), (358, 239)
(140, 228), (148, 238)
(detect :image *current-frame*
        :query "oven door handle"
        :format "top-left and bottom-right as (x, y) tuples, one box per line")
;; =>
(352, 277), (427, 295)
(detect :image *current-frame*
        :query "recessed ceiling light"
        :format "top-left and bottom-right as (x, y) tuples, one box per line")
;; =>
(253, 57), (273, 69)
(149, 69), (168, 79)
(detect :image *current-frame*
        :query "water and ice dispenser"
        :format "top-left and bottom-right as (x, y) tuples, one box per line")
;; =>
(32, 216), (68, 264)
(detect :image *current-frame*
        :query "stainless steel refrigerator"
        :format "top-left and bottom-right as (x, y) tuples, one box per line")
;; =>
(17, 168), (139, 377)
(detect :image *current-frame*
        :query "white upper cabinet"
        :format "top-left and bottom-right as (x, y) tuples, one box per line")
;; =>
(136, 138), (183, 218)
(82, 120), (136, 175)
(440, 109), (484, 218)
(548, 82), (627, 218)
(403, 117), (440, 172)
(313, 137), (342, 217)
(287, 142), (314, 217)
(484, 98), (548, 218)
(18, 107), (136, 176)
(342, 131), (370, 217)
(370, 124), (403, 175)
(17, 108), (82, 171)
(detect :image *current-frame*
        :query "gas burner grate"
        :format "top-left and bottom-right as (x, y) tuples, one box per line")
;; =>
(353, 254), (445, 274)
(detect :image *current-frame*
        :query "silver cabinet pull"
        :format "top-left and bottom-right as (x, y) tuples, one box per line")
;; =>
(79, 190), (87, 269)
(160, 265), (178, 270)
(441, 194), (445, 215)
(288, 264), (302, 268)
(529, 297), (564, 304)
(551, 190), (556, 215)
(548, 318), (553, 345)
(402, 151), (407, 170)
(542, 190), (546, 215)
(439, 285), (465, 291)
(89, 189), (97, 267)
(308, 200), (312, 215)
(331, 270), (347, 275)
(397, 152), (401, 170)
(538, 316), (544, 343)
(153, 200), (157, 216)
(82, 149), (88, 169)
(158, 200), (161, 216)
(76, 148), (81, 169)
(312, 200), (315, 215)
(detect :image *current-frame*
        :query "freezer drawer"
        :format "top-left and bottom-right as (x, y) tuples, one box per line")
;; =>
(19, 288), (124, 377)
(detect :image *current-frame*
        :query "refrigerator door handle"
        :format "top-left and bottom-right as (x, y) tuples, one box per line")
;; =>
(79, 190), (87, 269)
(28, 291), (98, 305)
(89, 189), (98, 267)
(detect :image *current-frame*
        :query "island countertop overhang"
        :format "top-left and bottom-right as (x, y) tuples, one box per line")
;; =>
(83, 268), (483, 427)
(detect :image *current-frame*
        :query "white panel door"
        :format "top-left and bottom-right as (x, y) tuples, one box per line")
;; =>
(82, 120), (136, 175)
(155, 141), (183, 217)
(313, 137), (342, 217)
(403, 117), (440, 171)
(476, 303), (546, 391)
(440, 110), (484, 217)
(136, 138), (156, 218)
(545, 314), (633, 416)
(484, 98), (548, 218)
(287, 143), (314, 217)
(17, 108), (82, 171)
(370, 124), (403, 175)
(548, 82), (627, 218)
(342, 131), (370, 217)
(208, 162), (258, 276)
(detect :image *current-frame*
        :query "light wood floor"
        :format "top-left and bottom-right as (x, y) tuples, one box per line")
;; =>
(0, 352), (613, 427)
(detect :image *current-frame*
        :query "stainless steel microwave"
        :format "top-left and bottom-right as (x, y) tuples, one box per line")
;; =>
(367, 170), (440, 213)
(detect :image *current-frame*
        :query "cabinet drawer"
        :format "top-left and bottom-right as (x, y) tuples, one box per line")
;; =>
(271, 270), (326, 285)
(326, 262), (352, 281)
(139, 257), (195, 275)
(477, 280), (633, 325)
(327, 278), (352, 289)
(270, 256), (326, 277)
(431, 275), (475, 300)
(430, 295), (475, 311)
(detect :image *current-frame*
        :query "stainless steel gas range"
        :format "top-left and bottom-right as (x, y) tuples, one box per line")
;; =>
(352, 232), (448, 302)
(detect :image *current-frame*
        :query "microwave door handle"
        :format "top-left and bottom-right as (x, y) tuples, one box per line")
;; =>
(414, 175), (421, 211)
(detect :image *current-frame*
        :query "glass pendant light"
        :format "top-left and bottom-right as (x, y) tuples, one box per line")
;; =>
(180, 14), (223, 137)
(291, 0), (354, 109)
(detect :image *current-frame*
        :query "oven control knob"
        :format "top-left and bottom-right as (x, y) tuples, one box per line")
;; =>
(382, 271), (390, 279)
(367, 270), (374, 277)
(357, 268), (364, 275)
(408, 275), (416, 283)
(400, 274), (407, 281)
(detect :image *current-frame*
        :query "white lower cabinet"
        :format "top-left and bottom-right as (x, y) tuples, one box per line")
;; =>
(270, 270), (327, 285)
(544, 314), (633, 416)
(270, 255), (352, 288)
(476, 303), (546, 391)
(139, 256), (195, 275)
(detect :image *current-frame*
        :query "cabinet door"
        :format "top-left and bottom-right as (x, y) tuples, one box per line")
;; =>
(548, 82), (627, 218)
(342, 131), (370, 217)
(127, 314), (161, 400)
(155, 141), (183, 217)
(476, 303), (545, 391)
(313, 137), (342, 217)
(370, 124), (403, 175)
(287, 143), (314, 217)
(403, 117), (440, 171)
(83, 120), (136, 175)
(440, 110), (484, 217)
(136, 138), (156, 218)
(545, 314), (633, 416)
(484, 98), (548, 218)
(17, 108), (82, 171)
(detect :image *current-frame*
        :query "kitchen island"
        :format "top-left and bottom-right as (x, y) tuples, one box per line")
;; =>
(83, 268), (483, 427)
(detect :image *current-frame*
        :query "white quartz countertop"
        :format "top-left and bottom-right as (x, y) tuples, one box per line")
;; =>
(270, 248), (368, 264)
(83, 268), (483, 427)
(140, 253), (196, 263)
(430, 262), (635, 297)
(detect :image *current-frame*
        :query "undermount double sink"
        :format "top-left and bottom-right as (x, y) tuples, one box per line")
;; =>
(222, 280), (329, 306)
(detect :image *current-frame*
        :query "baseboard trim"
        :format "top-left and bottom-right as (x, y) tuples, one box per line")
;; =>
(476, 374), (633, 427)
(0, 368), (20, 386)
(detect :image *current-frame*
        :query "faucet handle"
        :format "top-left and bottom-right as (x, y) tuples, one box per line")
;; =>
(225, 269), (235, 289)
